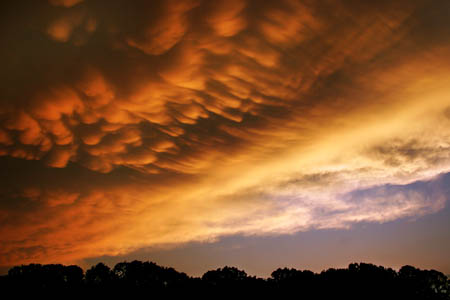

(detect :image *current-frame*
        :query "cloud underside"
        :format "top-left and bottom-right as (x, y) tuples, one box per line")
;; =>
(0, 0), (450, 266)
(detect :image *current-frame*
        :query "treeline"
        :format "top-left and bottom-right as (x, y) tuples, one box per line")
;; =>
(0, 261), (448, 299)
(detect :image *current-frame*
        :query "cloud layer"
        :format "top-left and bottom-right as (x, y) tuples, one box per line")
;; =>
(0, 0), (449, 267)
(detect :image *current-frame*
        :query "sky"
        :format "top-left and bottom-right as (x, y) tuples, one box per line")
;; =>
(0, 0), (449, 277)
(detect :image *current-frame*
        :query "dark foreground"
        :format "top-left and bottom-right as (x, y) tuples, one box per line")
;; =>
(0, 261), (448, 299)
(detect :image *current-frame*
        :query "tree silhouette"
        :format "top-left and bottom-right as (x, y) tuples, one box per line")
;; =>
(399, 265), (449, 299)
(85, 262), (115, 287)
(270, 267), (316, 297)
(202, 266), (249, 294)
(202, 266), (248, 283)
(1, 260), (448, 299)
(5, 263), (84, 296)
(112, 260), (189, 292)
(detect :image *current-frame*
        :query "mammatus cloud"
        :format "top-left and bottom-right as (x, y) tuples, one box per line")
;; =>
(0, 0), (449, 267)
(49, 0), (83, 8)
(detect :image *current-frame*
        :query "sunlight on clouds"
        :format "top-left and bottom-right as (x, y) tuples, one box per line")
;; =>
(0, 0), (449, 268)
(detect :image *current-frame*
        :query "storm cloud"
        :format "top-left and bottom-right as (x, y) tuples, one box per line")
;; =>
(0, 0), (449, 269)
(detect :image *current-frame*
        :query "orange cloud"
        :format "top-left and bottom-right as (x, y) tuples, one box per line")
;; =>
(126, 0), (197, 55)
(206, 0), (247, 37)
(49, 0), (83, 8)
(0, 129), (12, 146)
(44, 190), (80, 207)
(5, 112), (43, 146)
(159, 42), (205, 90)
(31, 87), (83, 121)
(47, 13), (84, 42)
(78, 68), (114, 109)
(257, 0), (322, 47)
(45, 147), (75, 168)
(0, 0), (450, 269)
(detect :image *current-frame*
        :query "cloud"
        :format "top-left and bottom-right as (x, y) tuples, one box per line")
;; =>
(0, 0), (450, 267)
(125, 0), (197, 55)
(47, 13), (83, 42)
(49, 0), (83, 8)
(205, 0), (247, 37)
(45, 146), (75, 168)
(368, 139), (450, 169)
(256, 0), (323, 47)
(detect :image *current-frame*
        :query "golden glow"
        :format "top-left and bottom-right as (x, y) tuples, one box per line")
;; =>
(0, 0), (449, 269)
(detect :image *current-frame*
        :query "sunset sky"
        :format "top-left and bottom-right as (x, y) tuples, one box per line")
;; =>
(1, 0), (450, 277)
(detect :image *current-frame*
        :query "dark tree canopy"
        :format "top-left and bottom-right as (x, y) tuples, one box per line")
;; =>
(85, 262), (115, 287)
(1, 261), (449, 299)
(202, 266), (248, 283)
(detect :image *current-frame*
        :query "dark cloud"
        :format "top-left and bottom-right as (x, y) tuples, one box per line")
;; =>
(444, 107), (450, 120)
(368, 139), (450, 167)
(2, 0), (444, 173)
